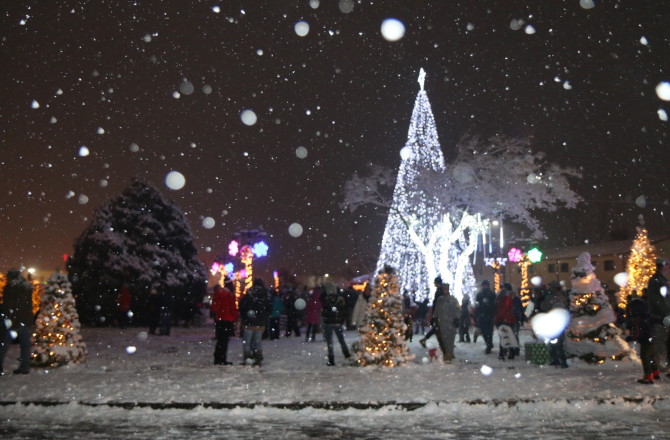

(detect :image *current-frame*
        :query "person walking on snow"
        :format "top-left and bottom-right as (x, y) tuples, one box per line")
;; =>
(419, 277), (445, 348)
(211, 280), (239, 365)
(239, 278), (271, 366)
(475, 280), (496, 354)
(432, 282), (461, 362)
(321, 283), (351, 366)
(304, 287), (323, 342)
(646, 259), (670, 378)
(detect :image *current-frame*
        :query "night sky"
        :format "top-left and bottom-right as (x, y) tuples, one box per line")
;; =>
(1, 0), (669, 279)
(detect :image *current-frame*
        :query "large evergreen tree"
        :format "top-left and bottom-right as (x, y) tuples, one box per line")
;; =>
(367, 69), (447, 301)
(67, 178), (207, 325)
(32, 272), (87, 367)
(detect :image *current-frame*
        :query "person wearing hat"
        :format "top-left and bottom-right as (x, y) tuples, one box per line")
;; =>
(211, 279), (239, 365)
(0, 269), (35, 375)
(646, 258), (670, 378)
(475, 279), (496, 354)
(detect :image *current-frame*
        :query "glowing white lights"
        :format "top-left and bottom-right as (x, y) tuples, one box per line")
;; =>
(294, 298), (306, 311)
(296, 146), (308, 159)
(78, 146), (90, 157)
(656, 82), (670, 101)
(165, 171), (186, 190)
(240, 109), (258, 125)
(613, 272), (628, 287)
(288, 223), (303, 237)
(294, 21), (310, 37)
(381, 18), (405, 41)
(530, 308), (570, 340)
(202, 217), (215, 229)
(480, 365), (493, 376)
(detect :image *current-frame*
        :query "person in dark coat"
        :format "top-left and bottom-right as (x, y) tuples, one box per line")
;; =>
(158, 285), (174, 336)
(146, 287), (161, 335)
(0, 269), (35, 375)
(321, 283), (351, 366)
(627, 294), (656, 384)
(269, 290), (284, 341)
(239, 278), (271, 366)
(459, 294), (471, 343)
(475, 280), (496, 354)
(211, 280), (239, 365)
(646, 259), (670, 378)
(283, 288), (301, 337)
(543, 281), (569, 368)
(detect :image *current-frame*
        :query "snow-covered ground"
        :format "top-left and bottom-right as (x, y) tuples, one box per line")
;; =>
(1, 324), (669, 439)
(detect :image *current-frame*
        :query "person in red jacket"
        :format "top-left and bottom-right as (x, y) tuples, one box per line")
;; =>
(117, 285), (132, 329)
(211, 280), (239, 365)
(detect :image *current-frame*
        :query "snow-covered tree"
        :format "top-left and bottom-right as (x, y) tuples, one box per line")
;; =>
(616, 227), (656, 311)
(68, 178), (207, 325)
(32, 272), (87, 367)
(356, 265), (413, 367)
(343, 72), (581, 304)
(565, 252), (635, 363)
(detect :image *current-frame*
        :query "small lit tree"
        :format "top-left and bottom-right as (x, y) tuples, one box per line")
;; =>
(617, 227), (656, 310)
(565, 252), (634, 363)
(32, 272), (87, 367)
(356, 266), (413, 367)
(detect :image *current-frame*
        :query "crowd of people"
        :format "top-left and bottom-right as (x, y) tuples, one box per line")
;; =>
(2, 260), (669, 383)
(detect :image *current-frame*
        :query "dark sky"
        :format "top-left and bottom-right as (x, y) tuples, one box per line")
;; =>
(1, 0), (669, 279)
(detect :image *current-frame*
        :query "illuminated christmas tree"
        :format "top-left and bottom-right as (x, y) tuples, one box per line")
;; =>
(565, 252), (634, 363)
(616, 227), (656, 310)
(356, 266), (413, 367)
(375, 69), (447, 299)
(32, 272), (87, 367)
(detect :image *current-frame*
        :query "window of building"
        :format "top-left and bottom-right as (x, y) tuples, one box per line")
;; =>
(560, 263), (569, 273)
(604, 260), (615, 271)
(548, 263), (556, 273)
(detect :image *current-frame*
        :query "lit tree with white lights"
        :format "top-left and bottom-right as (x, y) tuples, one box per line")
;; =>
(32, 272), (87, 367)
(343, 70), (582, 304)
(356, 265), (413, 367)
(373, 69), (446, 300)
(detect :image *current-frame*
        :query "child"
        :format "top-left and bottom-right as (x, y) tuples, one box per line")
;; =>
(627, 293), (657, 384)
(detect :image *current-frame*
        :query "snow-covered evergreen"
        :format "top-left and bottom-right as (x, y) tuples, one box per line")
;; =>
(67, 178), (207, 324)
(564, 252), (635, 363)
(32, 272), (87, 367)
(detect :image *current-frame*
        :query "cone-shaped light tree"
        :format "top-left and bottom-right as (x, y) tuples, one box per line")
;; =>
(617, 227), (656, 310)
(374, 69), (447, 300)
(32, 272), (87, 367)
(356, 265), (413, 367)
(343, 70), (581, 305)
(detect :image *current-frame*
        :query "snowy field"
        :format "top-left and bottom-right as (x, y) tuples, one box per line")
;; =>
(1, 324), (669, 439)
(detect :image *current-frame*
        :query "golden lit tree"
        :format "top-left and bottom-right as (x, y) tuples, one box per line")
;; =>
(617, 227), (656, 310)
(355, 265), (413, 367)
(32, 272), (87, 367)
